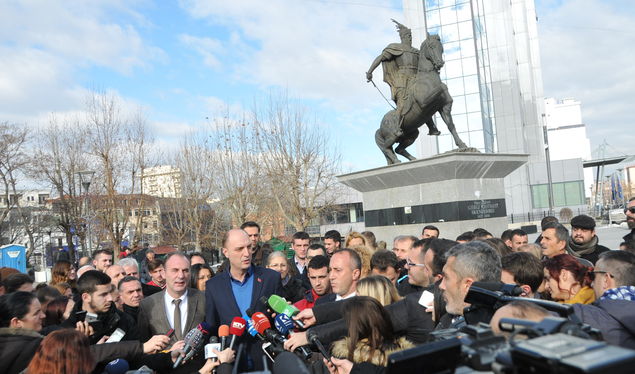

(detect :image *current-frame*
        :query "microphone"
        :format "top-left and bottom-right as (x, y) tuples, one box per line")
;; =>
(204, 336), (221, 362)
(471, 282), (524, 297)
(252, 312), (312, 360)
(267, 294), (305, 329)
(274, 314), (313, 359)
(104, 358), (129, 374)
(218, 324), (230, 350)
(228, 317), (247, 350)
(247, 318), (266, 341)
(173, 322), (211, 368)
(307, 328), (332, 364)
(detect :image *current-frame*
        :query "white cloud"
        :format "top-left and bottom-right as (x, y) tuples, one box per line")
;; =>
(178, 0), (403, 110)
(0, 0), (164, 125)
(537, 0), (635, 156)
(179, 34), (223, 68)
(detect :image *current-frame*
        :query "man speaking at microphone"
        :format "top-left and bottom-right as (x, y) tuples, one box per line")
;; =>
(137, 252), (207, 373)
(205, 229), (282, 371)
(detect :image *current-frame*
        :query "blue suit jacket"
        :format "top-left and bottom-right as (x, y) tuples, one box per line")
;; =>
(205, 265), (282, 334)
(205, 265), (282, 371)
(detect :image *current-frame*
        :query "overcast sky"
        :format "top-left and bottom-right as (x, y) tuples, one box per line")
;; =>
(0, 0), (632, 174)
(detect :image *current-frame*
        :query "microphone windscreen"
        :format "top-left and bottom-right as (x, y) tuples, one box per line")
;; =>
(272, 351), (311, 374)
(218, 324), (230, 337)
(247, 319), (259, 337)
(229, 317), (247, 336)
(104, 358), (129, 374)
(198, 322), (211, 336)
(209, 336), (219, 344)
(274, 314), (294, 335)
(252, 312), (272, 334)
(267, 294), (290, 314)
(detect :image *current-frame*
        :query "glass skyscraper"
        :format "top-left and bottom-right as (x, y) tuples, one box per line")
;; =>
(404, 0), (561, 215)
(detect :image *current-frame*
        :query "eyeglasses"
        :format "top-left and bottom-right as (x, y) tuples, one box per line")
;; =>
(624, 207), (635, 214)
(592, 270), (614, 279)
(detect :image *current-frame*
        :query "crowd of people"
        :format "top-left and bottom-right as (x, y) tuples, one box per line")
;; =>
(0, 197), (634, 374)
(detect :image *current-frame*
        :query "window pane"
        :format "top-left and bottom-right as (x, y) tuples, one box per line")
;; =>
(427, 9), (441, 28)
(446, 77), (465, 96)
(465, 93), (481, 112)
(463, 75), (479, 94)
(453, 113), (468, 132)
(441, 23), (459, 42)
(458, 21), (473, 40)
(444, 59), (463, 79)
(462, 56), (477, 76)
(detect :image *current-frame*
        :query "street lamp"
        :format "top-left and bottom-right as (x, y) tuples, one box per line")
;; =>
(77, 170), (95, 258)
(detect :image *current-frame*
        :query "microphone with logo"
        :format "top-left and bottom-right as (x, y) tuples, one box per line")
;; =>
(228, 317), (247, 350)
(173, 322), (211, 368)
(266, 294), (306, 329)
(252, 312), (312, 360)
(218, 324), (230, 350)
(274, 314), (313, 360)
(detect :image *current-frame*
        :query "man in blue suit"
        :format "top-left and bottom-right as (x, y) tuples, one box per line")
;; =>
(205, 228), (282, 371)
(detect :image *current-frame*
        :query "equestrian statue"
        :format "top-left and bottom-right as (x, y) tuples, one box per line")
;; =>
(367, 19), (472, 165)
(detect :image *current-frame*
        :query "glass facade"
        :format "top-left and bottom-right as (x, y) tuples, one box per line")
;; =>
(531, 181), (585, 209)
(406, 0), (554, 215)
(422, 0), (495, 153)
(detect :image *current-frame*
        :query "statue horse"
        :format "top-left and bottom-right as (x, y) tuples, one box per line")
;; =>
(375, 34), (469, 165)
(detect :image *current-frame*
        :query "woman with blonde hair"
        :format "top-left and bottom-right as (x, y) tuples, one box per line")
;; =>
(349, 245), (372, 278)
(330, 297), (414, 368)
(345, 232), (367, 248)
(356, 275), (401, 306)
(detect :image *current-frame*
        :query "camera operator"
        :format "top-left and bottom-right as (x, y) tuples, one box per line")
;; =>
(501, 252), (545, 298)
(572, 250), (635, 349)
(438, 240), (502, 328)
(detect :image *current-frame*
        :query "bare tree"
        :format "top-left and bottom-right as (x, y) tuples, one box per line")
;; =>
(84, 91), (151, 258)
(253, 93), (342, 232)
(206, 112), (265, 226)
(30, 117), (90, 262)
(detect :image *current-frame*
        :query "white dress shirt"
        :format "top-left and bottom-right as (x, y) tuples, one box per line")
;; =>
(164, 289), (189, 334)
(335, 291), (356, 301)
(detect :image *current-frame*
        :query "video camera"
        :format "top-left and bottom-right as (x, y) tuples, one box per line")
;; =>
(387, 316), (635, 373)
(385, 283), (635, 373)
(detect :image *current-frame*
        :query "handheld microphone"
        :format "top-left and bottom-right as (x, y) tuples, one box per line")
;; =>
(228, 317), (247, 350)
(204, 336), (221, 361)
(252, 312), (312, 360)
(247, 318), (266, 341)
(173, 322), (211, 368)
(307, 329), (332, 363)
(267, 294), (305, 329)
(274, 313), (295, 336)
(274, 314), (313, 359)
(218, 324), (230, 350)
(104, 358), (129, 374)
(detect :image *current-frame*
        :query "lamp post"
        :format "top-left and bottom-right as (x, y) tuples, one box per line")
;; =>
(77, 170), (95, 258)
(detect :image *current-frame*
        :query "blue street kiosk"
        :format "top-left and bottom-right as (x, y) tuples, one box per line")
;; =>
(0, 244), (27, 273)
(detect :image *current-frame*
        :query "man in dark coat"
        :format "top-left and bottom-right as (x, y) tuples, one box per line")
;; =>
(205, 229), (282, 372)
(567, 214), (610, 264)
(572, 250), (635, 349)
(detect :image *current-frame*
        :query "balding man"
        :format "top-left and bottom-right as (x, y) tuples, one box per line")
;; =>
(205, 229), (282, 371)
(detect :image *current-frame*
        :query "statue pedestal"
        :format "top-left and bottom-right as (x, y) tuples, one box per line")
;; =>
(337, 152), (529, 243)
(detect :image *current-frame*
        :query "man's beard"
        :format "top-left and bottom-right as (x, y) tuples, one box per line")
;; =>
(628, 218), (635, 229)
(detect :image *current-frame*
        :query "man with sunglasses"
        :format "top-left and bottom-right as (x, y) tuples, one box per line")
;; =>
(572, 250), (635, 349)
(623, 197), (635, 245)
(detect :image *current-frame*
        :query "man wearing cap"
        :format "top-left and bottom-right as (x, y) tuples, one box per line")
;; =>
(567, 214), (610, 265)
